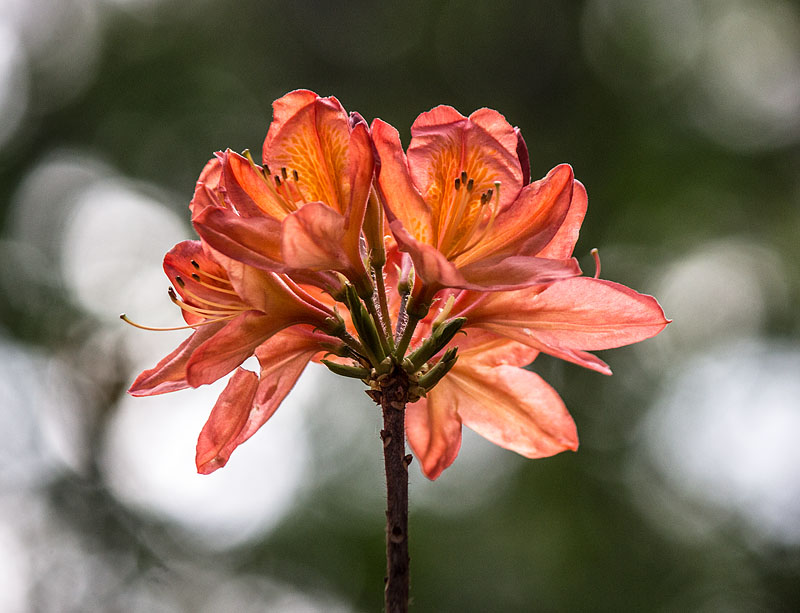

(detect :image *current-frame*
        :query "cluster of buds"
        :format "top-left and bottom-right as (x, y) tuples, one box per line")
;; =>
(124, 90), (668, 479)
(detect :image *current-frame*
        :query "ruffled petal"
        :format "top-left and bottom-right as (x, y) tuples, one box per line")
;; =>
(223, 151), (292, 219)
(459, 164), (574, 266)
(372, 119), (433, 243)
(195, 367), (259, 474)
(538, 180), (588, 259)
(407, 106), (522, 212)
(458, 255), (581, 290)
(468, 277), (669, 374)
(195, 327), (324, 474)
(185, 311), (280, 387)
(193, 206), (285, 272)
(128, 322), (224, 396)
(451, 362), (578, 459)
(406, 390), (463, 480)
(263, 93), (350, 214)
(343, 121), (374, 254)
(189, 157), (223, 218)
(281, 203), (351, 272)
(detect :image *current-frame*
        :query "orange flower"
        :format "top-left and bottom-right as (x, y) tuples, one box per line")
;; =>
(125, 240), (346, 473)
(372, 106), (581, 295)
(125, 92), (669, 481)
(192, 90), (374, 294)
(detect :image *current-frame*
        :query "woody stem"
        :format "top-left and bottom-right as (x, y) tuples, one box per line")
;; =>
(378, 370), (411, 613)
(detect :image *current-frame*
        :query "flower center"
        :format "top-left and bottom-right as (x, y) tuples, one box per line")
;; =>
(436, 170), (501, 260)
(120, 258), (248, 332)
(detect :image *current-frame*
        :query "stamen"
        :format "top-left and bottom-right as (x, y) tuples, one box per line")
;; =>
(292, 169), (299, 182)
(454, 177), (461, 190)
(281, 167), (288, 180)
(460, 170), (467, 184)
(190, 260), (200, 269)
(191, 273), (201, 281)
(274, 175), (282, 187)
(466, 178), (474, 191)
(119, 312), (237, 332)
(179, 282), (241, 306)
(189, 264), (232, 286)
(175, 276), (185, 288)
(169, 287), (233, 317)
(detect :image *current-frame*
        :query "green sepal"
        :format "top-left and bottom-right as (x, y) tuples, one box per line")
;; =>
(403, 317), (465, 373)
(418, 347), (458, 391)
(321, 359), (370, 380)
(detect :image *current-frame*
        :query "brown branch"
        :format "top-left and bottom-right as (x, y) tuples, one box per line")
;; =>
(373, 368), (411, 613)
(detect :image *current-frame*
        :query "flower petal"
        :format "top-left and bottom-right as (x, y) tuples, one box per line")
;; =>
(185, 311), (280, 387)
(223, 151), (291, 219)
(128, 322), (224, 396)
(459, 164), (574, 266)
(195, 367), (259, 474)
(372, 118), (433, 243)
(406, 390), (462, 480)
(195, 326), (325, 474)
(408, 106), (522, 212)
(458, 254), (581, 290)
(343, 122), (374, 250)
(451, 362), (578, 459)
(281, 203), (351, 272)
(538, 180), (588, 259)
(193, 206), (285, 272)
(241, 327), (323, 442)
(189, 157), (223, 218)
(263, 93), (350, 214)
(469, 277), (669, 373)
(389, 219), (470, 288)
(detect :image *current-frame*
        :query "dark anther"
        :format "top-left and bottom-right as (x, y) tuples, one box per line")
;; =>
(264, 164), (270, 175)
(175, 276), (185, 287)
(281, 167), (288, 180)
(460, 170), (468, 183)
(292, 169), (299, 182)
(467, 178), (474, 191)
(167, 287), (178, 299)
(480, 194), (487, 205)
(190, 260), (200, 269)
(274, 175), (282, 186)
(454, 177), (461, 190)
(191, 273), (201, 281)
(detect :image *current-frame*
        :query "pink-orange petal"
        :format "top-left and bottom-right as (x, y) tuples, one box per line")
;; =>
(538, 180), (588, 259)
(281, 203), (351, 272)
(263, 94), (349, 214)
(223, 151), (291, 219)
(128, 323), (224, 396)
(185, 310), (279, 387)
(408, 106), (523, 213)
(451, 362), (579, 459)
(196, 367), (259, 474)
(372, 119), (433, 243)
(406, 390), (463, 481)
(193, 206), (285, 272)
(458, 255), (582, 291)
(460, 164), (574, 266)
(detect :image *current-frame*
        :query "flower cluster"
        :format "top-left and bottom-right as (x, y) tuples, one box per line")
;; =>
(125, 90), (668, 479)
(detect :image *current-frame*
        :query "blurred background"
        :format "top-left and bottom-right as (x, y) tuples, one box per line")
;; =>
(1, 0), (798, 610)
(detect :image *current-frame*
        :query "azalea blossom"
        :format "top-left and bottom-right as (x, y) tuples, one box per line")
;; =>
(124, 91), (668, 482)
(192, 90), (375, 295)
(371, 106), (583, 310)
